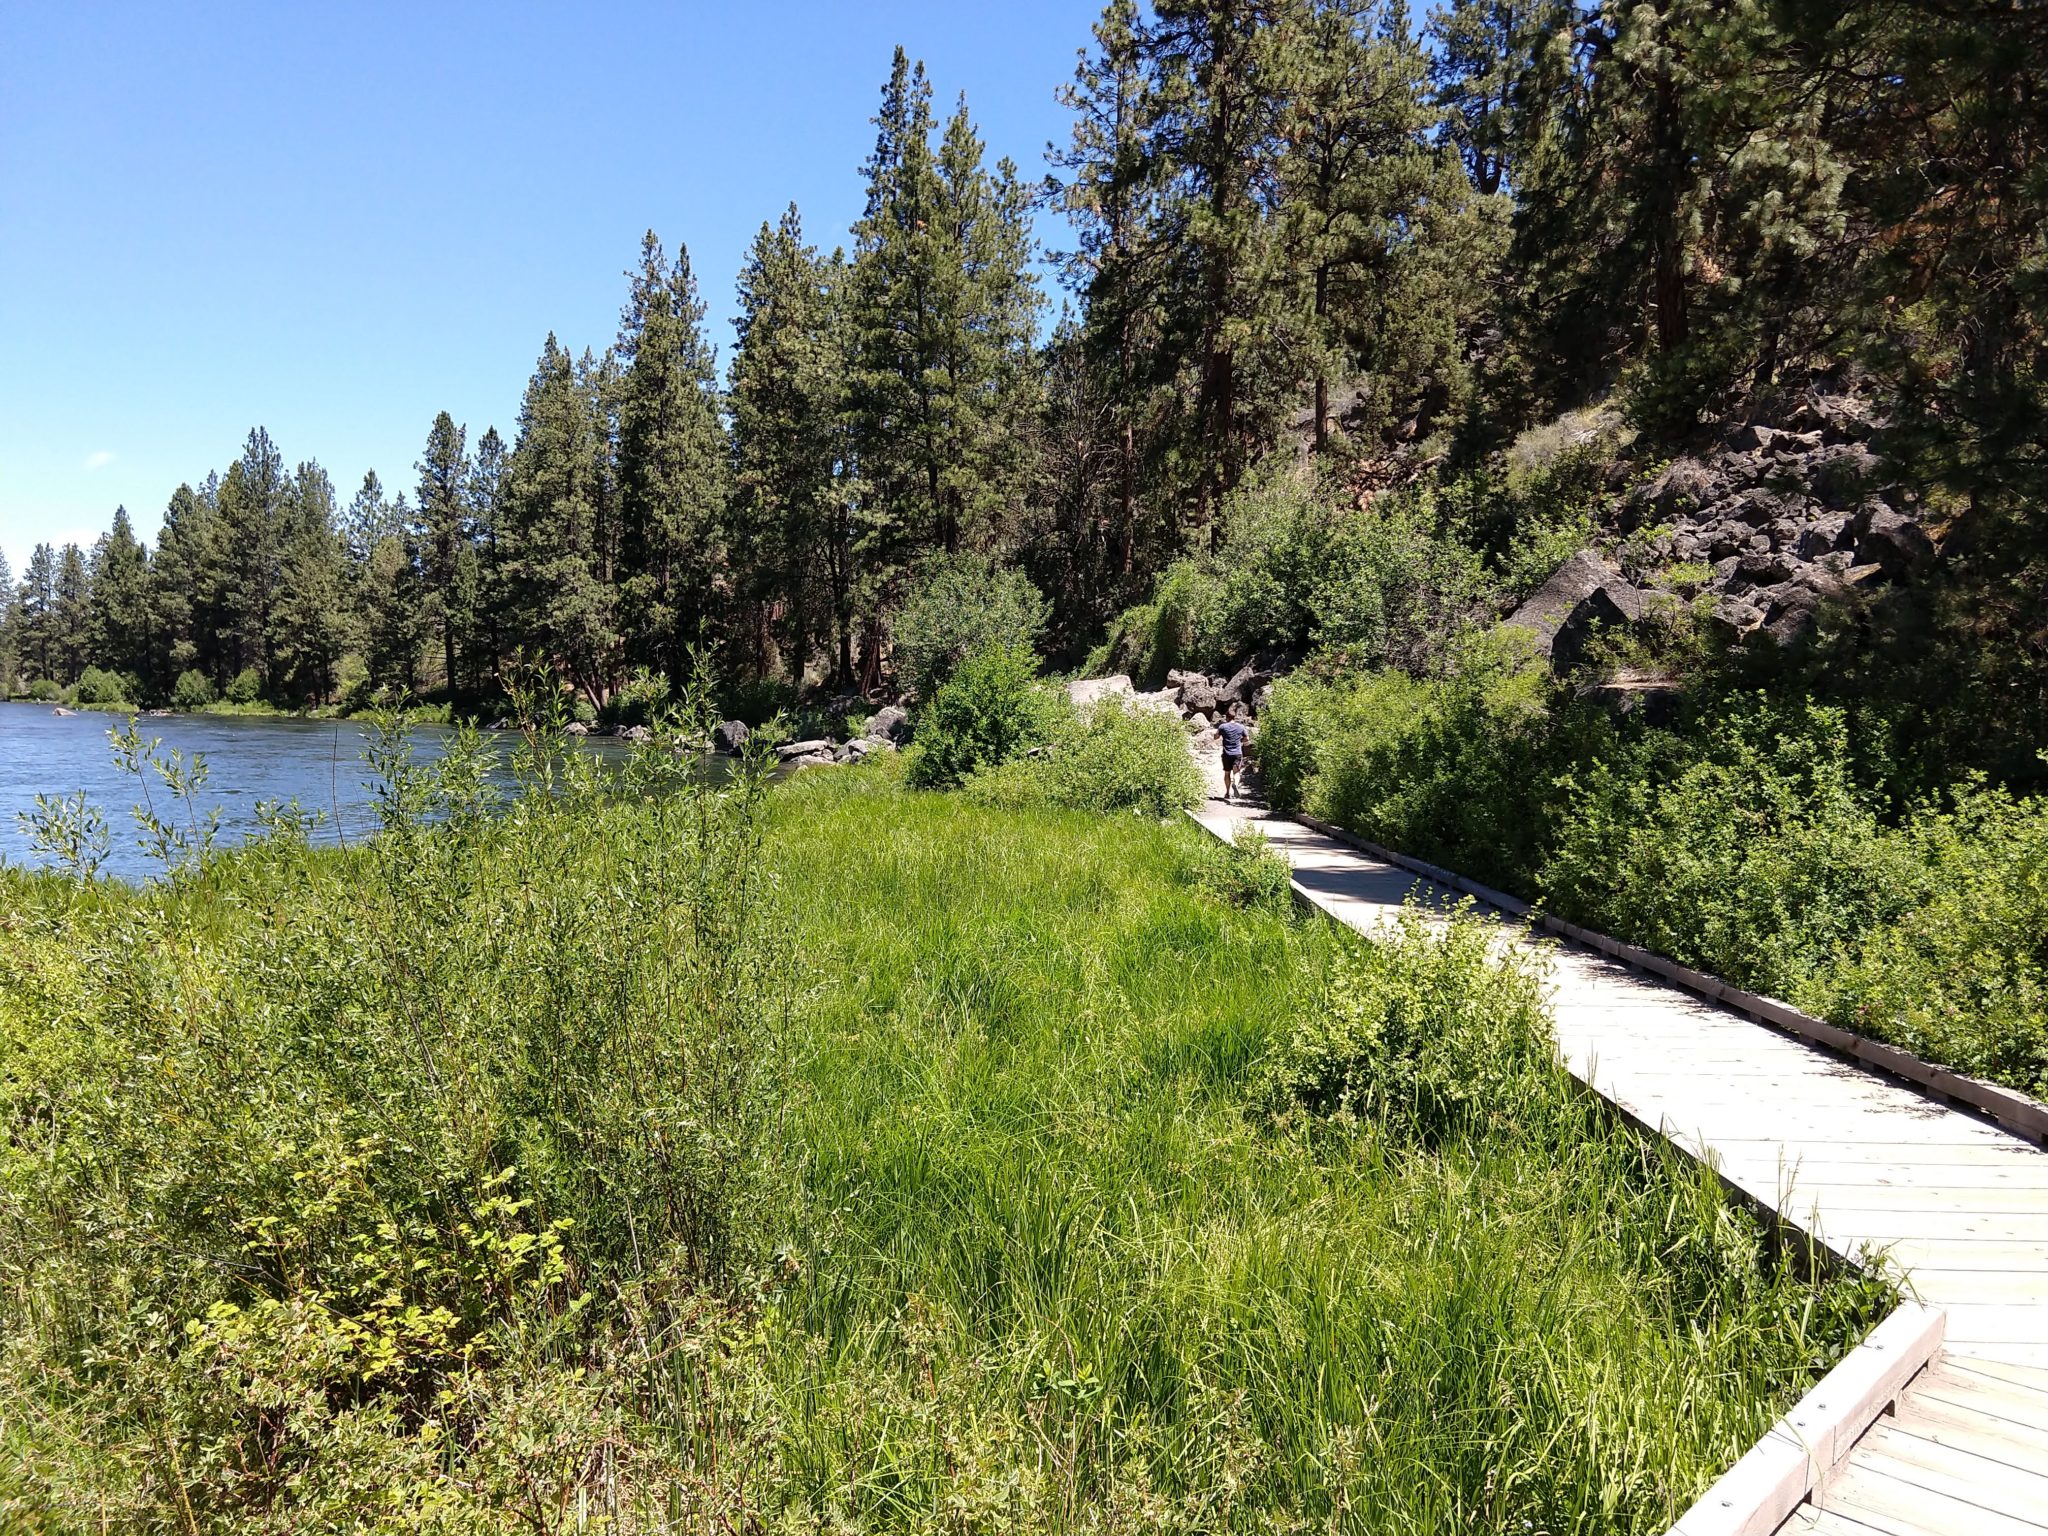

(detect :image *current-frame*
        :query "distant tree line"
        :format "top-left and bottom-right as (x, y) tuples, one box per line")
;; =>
(4, 4), (2038, 708)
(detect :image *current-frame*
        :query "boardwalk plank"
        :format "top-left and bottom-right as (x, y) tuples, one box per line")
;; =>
(1200, 809), (2048, 1536)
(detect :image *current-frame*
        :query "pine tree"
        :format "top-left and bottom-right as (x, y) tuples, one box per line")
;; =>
(217, 428), (291, 689)
(615, 232), (729, 679)
(271, 463), (350, 704)
(17, 544), (59, 685)
(1054, 0), (1165, 577)
(467, 427), (510, 695)
(504, 334), (623, 704)
(0, 549), (16, 695)
(730, 207), (853, 685)
(849, 50), (1043, 675)
(415, 411), (474, 696)
(149, 483), (221, 688)
(86, 506), (152, 686)
(53, 544), (92, 683)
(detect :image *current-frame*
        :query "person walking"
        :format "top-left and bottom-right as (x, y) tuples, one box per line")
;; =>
(1217, 703), (1253, 803)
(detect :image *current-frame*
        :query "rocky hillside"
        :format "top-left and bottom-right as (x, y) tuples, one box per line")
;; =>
(1509, 390), (1941, 672)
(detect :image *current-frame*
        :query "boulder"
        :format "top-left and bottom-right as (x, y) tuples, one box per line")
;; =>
(1707, 595), (1765, 643)
(1737, 551), (1795, 587)
(1068, 674), (1137, 710)
(776, 738), (835, 760)
(784, 751), (836, 771)
(564, 720), (590, 737)
(1810, 443), (1883, 508)
(1639, 457), (1722, 516)
(864, 703), (911, 744)
(1505, 550), (1628, 656)
(1131, 687), (1183, 716)
(1795, 513), (1853, 559)
(1220, 660), (1274, 705)
(1578, 677), (1683, 727)
(1855, 507), (1936, 575)
(615, 723), (653, 743)
(1176, 676), (1223, 715)
(712, 719), (750, 754)
(1551, 581), (1648, 671)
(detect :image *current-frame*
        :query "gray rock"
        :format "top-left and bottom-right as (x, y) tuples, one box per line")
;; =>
(1795, 514), (1853, 559)
(1811, 443), (1883, 507)
(864, 704), (911, 744)
(1176, 676), (1223, 715)
(1068, 675), (1137, 710)
(564, 721), (590, 737)
(1220, 660), (1273, 705)
(1252, 682), (1273, 714)
(785, 751), (836, 771)
(1640, 458), (1721, 516)
(1738, 552), (1795, 587)
(712, 719), (749, 754)
(1707, 595), (1765, 643)
(1552, 582), (1647, 672)
(616, 724), (653, 743)
(776, 738), (835, 760)
(1505, 550), (1627, 653)
(1855, 507), (1936, 575)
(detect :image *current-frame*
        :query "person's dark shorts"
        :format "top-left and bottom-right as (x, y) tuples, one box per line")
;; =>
(1222, 750), (1243, 767)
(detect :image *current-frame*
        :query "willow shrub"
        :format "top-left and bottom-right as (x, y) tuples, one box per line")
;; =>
(964, 695), (1204, 819)
(1270, 653), (2048, 1097)
(0, 701), (790, 1526)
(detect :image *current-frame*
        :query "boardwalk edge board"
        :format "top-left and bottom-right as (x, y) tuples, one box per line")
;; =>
(1665, 1302), (1947, 1536)
(1292, 814), (2048, 1149)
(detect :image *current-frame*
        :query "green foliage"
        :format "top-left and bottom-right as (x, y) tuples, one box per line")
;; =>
(1, 696), (785, 1521)
(600, 665), (671, 728)
(170, 667), (217, 710)
(1193, 824), (1297, 916)
(224, 664), (262, 705)
(903, 642), (1053, 788)
(1093, 466), (1499, 685)
(1262, 907), (1555, 1144)
(1271, 649), (2048, 1097)
(24, 677), (62, 703)
(964, 696), (1203, 818)
(892, 550), (1050, 699)
(71, 665), (135, 707)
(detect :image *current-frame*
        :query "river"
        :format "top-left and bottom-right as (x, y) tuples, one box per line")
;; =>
(0, 701), (635, 880)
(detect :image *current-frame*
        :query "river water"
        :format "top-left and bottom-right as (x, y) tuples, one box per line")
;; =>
(0, 701), (633, 880)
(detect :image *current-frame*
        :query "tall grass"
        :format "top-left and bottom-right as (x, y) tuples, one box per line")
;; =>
(0, 745), (1886, 1530)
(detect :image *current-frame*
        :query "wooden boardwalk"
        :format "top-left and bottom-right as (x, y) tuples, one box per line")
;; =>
(1193, 805), (2048, 1536)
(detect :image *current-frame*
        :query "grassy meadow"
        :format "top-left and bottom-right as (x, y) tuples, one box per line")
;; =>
(0, 737), (1889, 1533)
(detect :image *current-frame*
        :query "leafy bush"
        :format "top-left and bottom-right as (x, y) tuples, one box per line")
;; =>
(1089, 460), (1499, 684)
(170, 668), (217, 710)
(73, 666), (137, 707)
(893, 551), (1050, 700)
(224, 665), (263, 704)
(570, 696), (599, 727)
(1194, 823), (1297, 914)
(905, 643), (1053, 789)
(1262, 906), (1557, 1143)
(602, 665), (671, 728)
(25, 677), (63, 702)
(964, 697), (1204, 818)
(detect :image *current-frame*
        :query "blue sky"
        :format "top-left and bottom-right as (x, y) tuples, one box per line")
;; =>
(0, 0), (1104, 574)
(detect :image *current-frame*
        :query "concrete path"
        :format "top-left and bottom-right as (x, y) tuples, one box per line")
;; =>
(1194, 803), (2048, 1536)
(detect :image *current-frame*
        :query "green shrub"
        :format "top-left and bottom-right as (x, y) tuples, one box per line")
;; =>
(905, 643), (1053, 789)
(224, 665), (262, 704)
(893, 551), (1049, 700)
(170, 668), (217, 710)
(964, 697), (1204, 818)
(1262, 906), (1557, 1143)
(1194, 824), (1297, 914)
(602, 665), (670, 728)
(73, 666), (136, 707)
(1089, 459), (1499, 684)
(570, 696), (599, 727)
(25, 677), (63, 702)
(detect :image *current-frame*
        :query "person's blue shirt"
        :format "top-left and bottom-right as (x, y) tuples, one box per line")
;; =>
(1218, 720), (1251, 758)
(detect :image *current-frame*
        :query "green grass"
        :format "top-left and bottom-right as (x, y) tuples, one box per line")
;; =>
(0, 752), (1889, 1532)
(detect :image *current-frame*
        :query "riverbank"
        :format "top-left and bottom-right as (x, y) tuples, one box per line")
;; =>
(1, 750), (1887, 1530)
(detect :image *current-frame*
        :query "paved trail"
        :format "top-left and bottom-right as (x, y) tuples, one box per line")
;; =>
(1194, 803), (2048, 1536)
